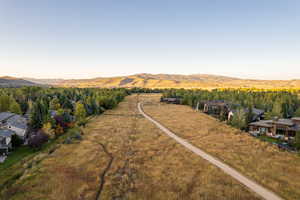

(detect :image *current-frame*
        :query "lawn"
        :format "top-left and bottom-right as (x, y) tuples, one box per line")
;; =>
(257, 135), (280, 144)
(0, 146), (36, 171)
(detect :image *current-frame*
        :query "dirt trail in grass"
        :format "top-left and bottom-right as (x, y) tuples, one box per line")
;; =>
(1, 95), (261, 200)
(138, 102), (282, 200)
(141, 94), (300, 200)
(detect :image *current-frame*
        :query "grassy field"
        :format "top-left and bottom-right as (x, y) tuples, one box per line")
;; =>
(142, 94), (300, 200)
(0, 95), (261, 200)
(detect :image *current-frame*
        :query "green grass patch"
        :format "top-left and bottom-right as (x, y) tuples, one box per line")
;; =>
(0, 147), (36, 171)
(258, 135), (280, 144)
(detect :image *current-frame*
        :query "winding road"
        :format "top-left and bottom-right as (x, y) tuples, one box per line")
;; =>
(138, 102), (283, 200)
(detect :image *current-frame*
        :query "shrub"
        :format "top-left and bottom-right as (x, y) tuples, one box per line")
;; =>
(28, 130), (49, 149)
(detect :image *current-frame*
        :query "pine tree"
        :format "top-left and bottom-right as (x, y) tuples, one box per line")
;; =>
(229, 109), (247, 130)
(75, 102), (86, 125)
(30, 100), (49, 130)
(9, 100), (22, 114)
(0, 95), (10, 112)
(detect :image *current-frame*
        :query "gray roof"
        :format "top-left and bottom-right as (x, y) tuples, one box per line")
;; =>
(0, 129), (15, 137)
(0, 112), (15, 122)
(252, 108), (264, 116)
(249, 120), (273, 128)
(6, 115), (28, 130)
(249, 119), (296, 127)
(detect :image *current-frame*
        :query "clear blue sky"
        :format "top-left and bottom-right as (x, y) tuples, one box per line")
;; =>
(0, 0), (299, 79)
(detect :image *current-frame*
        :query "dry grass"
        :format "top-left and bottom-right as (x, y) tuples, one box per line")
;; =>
(1, 94), (260, 200)
(142, 94), (300, 200)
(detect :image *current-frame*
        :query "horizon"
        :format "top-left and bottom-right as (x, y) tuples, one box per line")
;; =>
(1, 1), (300, 80)
(1, 72), (300, 81)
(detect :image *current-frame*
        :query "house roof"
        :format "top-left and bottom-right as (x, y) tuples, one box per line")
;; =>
(0, 112), (15, 122)
(249, 120), (273, 128)
(6, 115), (27, 130)
(249, 119), (297, 128)
(0, 129), (15, 137)
(252, 108), (264, 116)
(274, 119), (294, 126)
(205, 100), (229, 106)
(162, 98), (178, 101)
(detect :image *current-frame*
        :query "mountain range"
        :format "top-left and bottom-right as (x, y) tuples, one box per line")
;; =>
(1, 74), (300, 89)
(0, 76), (41, 87)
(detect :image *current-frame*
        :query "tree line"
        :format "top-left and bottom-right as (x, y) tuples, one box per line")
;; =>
(162, 88), (300, 128)
(0, 87), (128, 147)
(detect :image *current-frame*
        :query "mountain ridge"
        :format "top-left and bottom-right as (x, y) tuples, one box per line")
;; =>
(0, 76), (40, 88)
(21, 73), (300, 89)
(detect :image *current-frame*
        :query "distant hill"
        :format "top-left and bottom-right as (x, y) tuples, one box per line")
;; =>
(23, 78), (65, 85)
(0, 76), (40, 88)
(42, 73), (300, 89)
(4, 74), (300, 89)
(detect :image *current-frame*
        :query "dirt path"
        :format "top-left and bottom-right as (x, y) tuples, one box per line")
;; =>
(138, 102), (283, 200)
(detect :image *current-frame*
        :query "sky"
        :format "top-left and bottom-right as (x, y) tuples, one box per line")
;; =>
(0, 0), (300, 80)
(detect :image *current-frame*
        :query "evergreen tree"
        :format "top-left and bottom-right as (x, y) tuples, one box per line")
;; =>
(30, 100), (49, 129)
(9, 99), (22, 114)
(265, 101), (283, 120)
(49, 98), (61, 110)
(0, 95), (10, 112)
(229, 109), (247, 130)
(294, 108), (300, 117)
(75, 102), (86, 125)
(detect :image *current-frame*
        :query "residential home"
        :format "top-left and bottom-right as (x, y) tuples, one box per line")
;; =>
(161, 97), (181, 104)
(203, 100), (230, 115)
(0, 112), (15, 126)
(4, 115), (28, 140)
(249, 117), (300, 140)
(0, 129), (14, 155)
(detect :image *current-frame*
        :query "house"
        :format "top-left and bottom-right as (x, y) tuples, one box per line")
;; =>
(4, 115), (28, 140)
(0, 129), (14, 155)
(0, 112), (15, 126)
(160, 97), (181, 104)
(249, 117), (300, 140)
(203, 100), (230, 115)
(228, 108), (264, 122)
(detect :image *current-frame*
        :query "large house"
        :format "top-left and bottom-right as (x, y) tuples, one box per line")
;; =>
(0, 112), (15, 126)
(0, 112), (28, 140)
(203, 100), (230, 115)
(161, 97), (182, 104)
(0, 129), (14, 155)
(4, 115), (28, 139)
(249, 117), (300, 139)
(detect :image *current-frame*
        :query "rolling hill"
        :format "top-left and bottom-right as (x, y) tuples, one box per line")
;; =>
(26, 73), (300, 89)
(0, 76), (40, 88)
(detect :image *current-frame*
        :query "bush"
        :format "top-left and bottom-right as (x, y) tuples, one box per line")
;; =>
(28, 130), (49, 149)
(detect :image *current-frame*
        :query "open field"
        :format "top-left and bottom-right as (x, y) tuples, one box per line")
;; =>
(1, 95), (260, 200)
(142, 94), (300, 200)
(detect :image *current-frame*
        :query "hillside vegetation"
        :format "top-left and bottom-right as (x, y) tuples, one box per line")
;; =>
(0, 77), (39, 88)
(27, 73), (300, 89)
